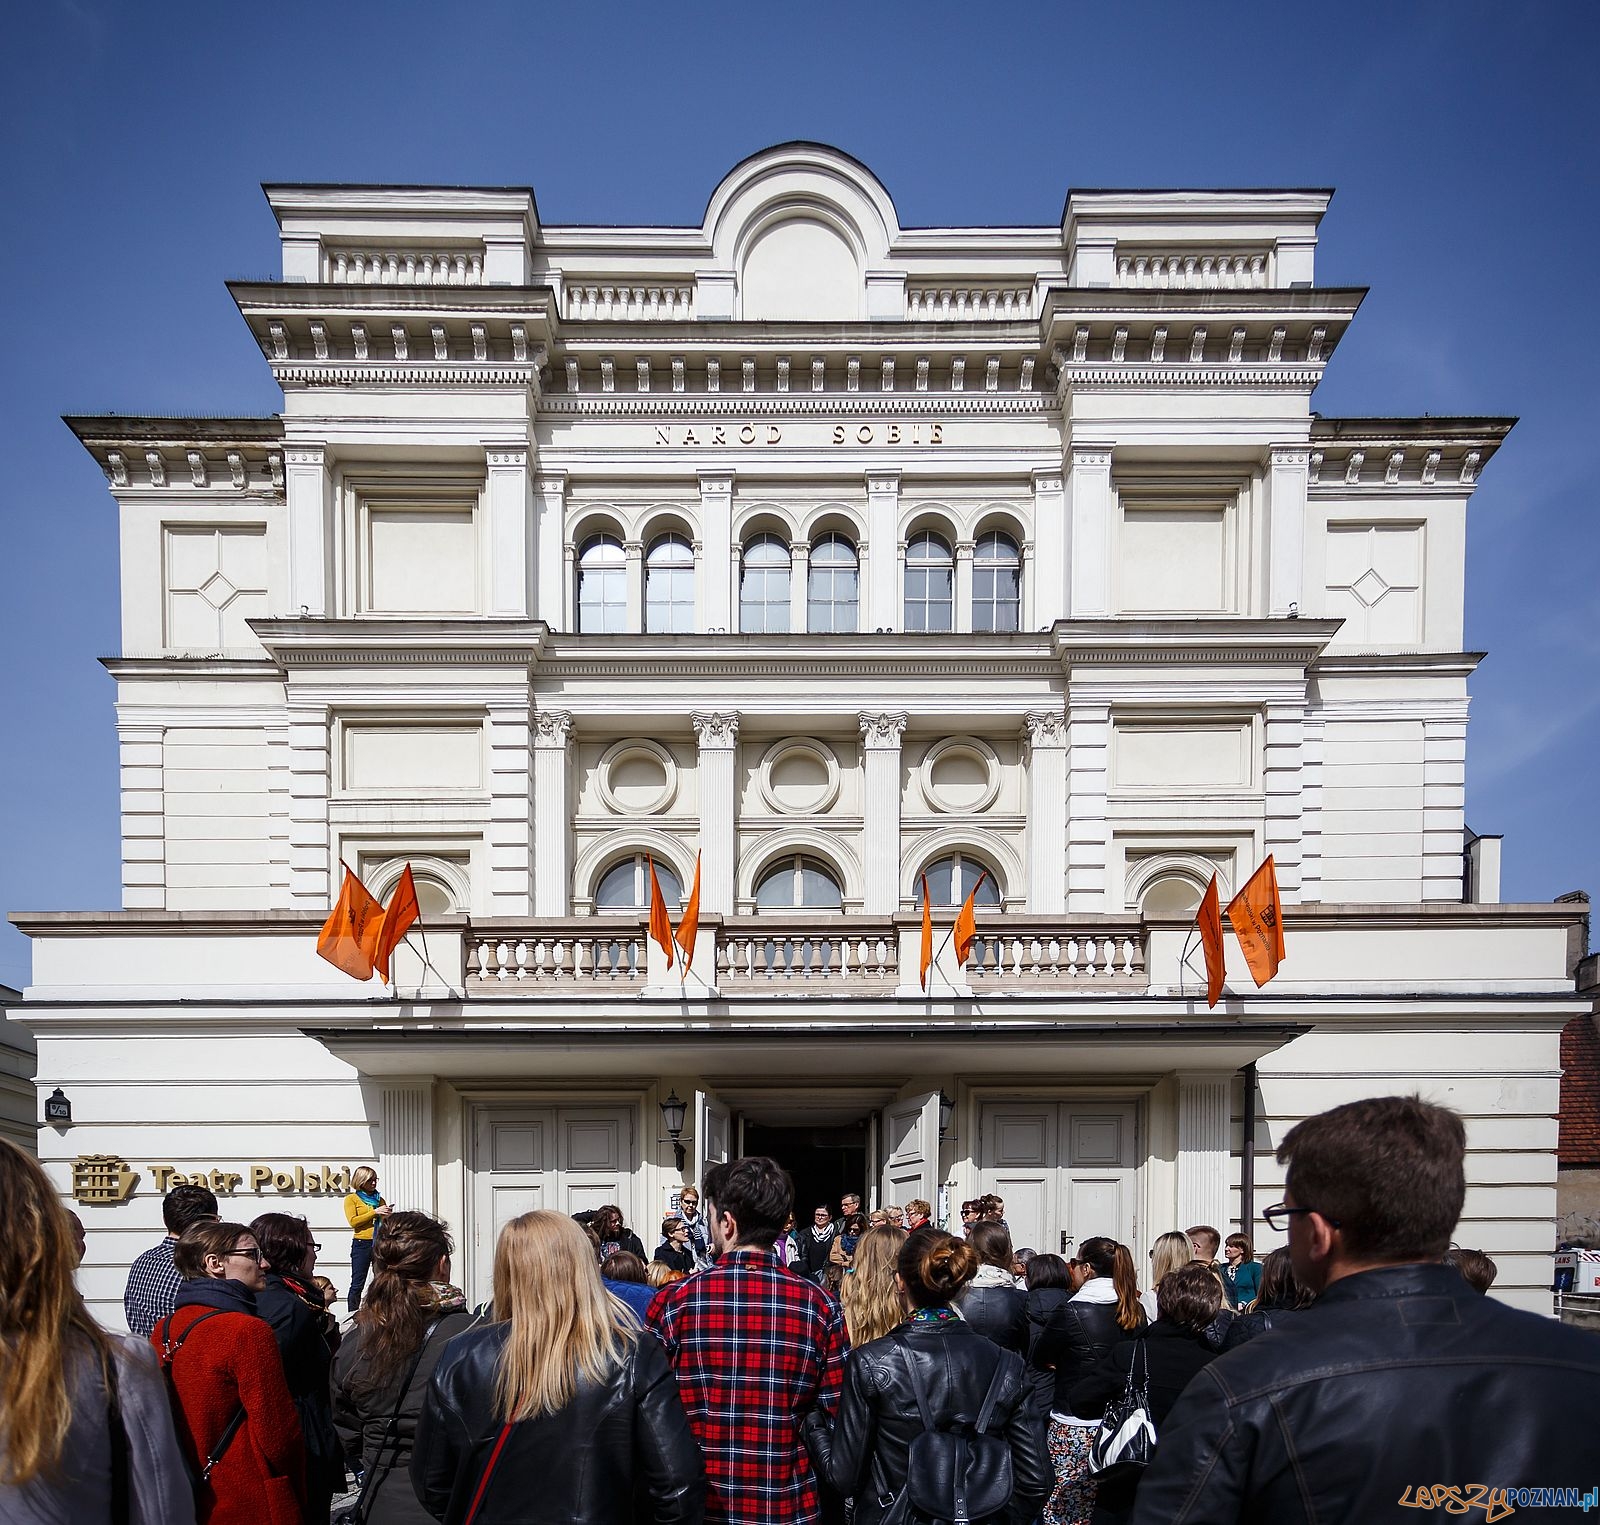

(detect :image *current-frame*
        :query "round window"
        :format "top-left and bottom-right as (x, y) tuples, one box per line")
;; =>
(919, 738), (1000, 813)
(759, 741), (839, 815)
(597, 740), (677, 815)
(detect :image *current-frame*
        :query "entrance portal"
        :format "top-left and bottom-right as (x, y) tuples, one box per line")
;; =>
(742, 1118), (869, 1219)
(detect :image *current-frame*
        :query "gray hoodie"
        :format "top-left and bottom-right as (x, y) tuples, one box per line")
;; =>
(0, 1332), (195, 1525)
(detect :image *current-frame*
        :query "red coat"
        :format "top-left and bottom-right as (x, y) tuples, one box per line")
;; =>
(154, 1304), (306, 1525)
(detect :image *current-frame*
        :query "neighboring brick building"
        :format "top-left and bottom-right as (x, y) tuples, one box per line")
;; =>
(1560, 948), (1600, 1245)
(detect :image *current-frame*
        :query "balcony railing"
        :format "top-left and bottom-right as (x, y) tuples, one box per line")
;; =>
(462, 914), (1147, 995)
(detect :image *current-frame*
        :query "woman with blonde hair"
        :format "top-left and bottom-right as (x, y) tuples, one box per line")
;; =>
(840, 1223), (905, 1347)
(344, 1165), (391, 1311)
(412, 1209), (703, 1524)
(1139, 1229), (1194, 1321)
(0, 1139), (194, 1524)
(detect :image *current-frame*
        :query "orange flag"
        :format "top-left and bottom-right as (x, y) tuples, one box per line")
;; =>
(952, 871), (990, 966)
(919, 875), (934, 991)
(1227, 855), (1286, 987)
(676, 853), (702, 972)
(371, 864), (420, 985)
(1196, 873), (1226, 1009)
(316, 865), (384, 981)
(647, 856), (675, 969)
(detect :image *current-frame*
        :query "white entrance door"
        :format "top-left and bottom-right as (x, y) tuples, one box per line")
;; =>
(693, 1089), (731, 1189)
(471, 1104), (635, 1304)
(977, 1102), (1137, 1258)
(880, 1091), (941, 1210)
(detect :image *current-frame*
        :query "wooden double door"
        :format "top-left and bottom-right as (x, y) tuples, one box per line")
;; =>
(977, 1101), (1138, 1258)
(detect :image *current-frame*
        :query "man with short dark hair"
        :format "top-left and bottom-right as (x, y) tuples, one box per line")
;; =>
(1132, 1096), (1600, 1523)
(648, 1156), (849, 1525)
(1185, 1223), (1222, 1266)
(122, 1182), (219, 1335)
(1443, 1246), (1499, 1294)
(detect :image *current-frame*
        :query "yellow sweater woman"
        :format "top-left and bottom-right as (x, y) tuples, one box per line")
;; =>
(343, 1166), (389, 1311)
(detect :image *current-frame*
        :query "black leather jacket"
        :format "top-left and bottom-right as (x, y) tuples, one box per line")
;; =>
(1025, 1287), (1141, 1411)
(411, 1322), (704, 1525)
(804, 1317), (1050, 1525)
(1131, 1263), (1600, 1525)
(958, 1277), (1027, 1353)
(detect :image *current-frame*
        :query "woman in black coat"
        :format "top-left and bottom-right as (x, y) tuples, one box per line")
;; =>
(412, 1209), (702, 1525)
(1219, 1246), (1314, 1350)
(1067, 1262), (1221, 1525)
(957, 1220), (1028, 1353)
(804, 1227), (1050, 1525)
(333, 1212), (482, 1525)
(652, 1216), (697, 1276)
(250, 1213), (345, 1524)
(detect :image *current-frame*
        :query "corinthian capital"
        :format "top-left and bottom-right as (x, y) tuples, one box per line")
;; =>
(691, 712), (740, 749)
(1023, 709), (1067, 748)
(858, 711), (909, 749)
(533, 709), (573, 747)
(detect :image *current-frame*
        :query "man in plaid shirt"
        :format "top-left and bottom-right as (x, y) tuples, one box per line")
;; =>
(649, 1156), (849, 1525)
(121, 1182), (218, 1335)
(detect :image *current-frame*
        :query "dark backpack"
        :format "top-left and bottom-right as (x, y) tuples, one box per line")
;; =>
(902, 1350), (1016, 1525)
(155, 1310), (248, 1501)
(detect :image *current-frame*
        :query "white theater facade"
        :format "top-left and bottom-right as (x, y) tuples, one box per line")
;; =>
(18, 145), (1588, 1323)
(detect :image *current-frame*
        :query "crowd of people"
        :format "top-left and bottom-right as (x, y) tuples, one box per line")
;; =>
(4, 1094), (1600, 1524)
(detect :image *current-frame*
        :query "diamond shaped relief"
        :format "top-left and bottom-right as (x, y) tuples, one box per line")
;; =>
(200, 571), (237, 608)
(1350, 568), (1389, 608)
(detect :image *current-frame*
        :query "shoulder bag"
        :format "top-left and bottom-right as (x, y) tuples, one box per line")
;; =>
(1087, 1338), (1155, 1478)
(902, 1350), (1015, 1525)
(156, 1311), (248, 1499)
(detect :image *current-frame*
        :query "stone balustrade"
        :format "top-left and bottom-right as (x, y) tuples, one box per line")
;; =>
(325, 247), (485, 285)
(565, 285), (695, 320)
(717, 917), (899, 988)
(967, 917), (1147, 986)
(907, 287), (1032, 320)
(1115, 251), (1269, 289)
(466, 923), (645, 986)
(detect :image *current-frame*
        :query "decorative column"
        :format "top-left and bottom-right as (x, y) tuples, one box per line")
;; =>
(1422, 708), (1470, 901)
(1065, 697), (1111, 910)
(1267, 445), (1309, 617)
(531, 709), (573, 917)
(698, 471), (734, 632)
(287, 700), (332, 905)
(1065, 444), (1113, 617)
(379, 1082), (435, 1214)
(1030, 469), (1066, 627)
(534, 470), (566, 628)
(1262, 701), (1305, 900)
(117, 722), (165, 909)
(624, 539), (645, 632)
(859, 712), (908, 915)
(953, 539), (975, 632)
(1023, 709), (1068, 914)
(865, 470), (900, 630)
(284, 444), (335, 616)
(788, 541), (811, 632)
(486, 697), (534, 913)
(485, 445), (532, 617)
(691, 712), (740, 914)
(1175, 1073), (1231, 1235)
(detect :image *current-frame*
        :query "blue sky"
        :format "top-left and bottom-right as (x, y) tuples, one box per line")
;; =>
(1, 0), (1595, 989)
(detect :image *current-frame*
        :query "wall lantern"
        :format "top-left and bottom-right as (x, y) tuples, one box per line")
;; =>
(44, 1087), (73, 1127)
(660, 1090), (689, 1172)
(938, 1090), (955, 1140)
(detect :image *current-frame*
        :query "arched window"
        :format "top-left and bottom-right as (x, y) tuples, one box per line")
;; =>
(807, 532), (859, 633)
(595, 853), (683, 912)
(922, 853), (1002, 908)
(645, 533), (695, 633)
(973, 531), (1021, 632)
(1140, 873), (1206, 919)
(740, 534), (791, 632)
(576, 534), (627, 633)
(904, 531), (953, 632)
(754, 854), (844, 911)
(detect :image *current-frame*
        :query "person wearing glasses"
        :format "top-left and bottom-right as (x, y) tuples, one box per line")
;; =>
(161, 1220), (306, 1525)
(250, 1214), (345, 1524)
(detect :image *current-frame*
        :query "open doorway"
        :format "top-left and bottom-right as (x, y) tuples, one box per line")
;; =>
(741, 1118), (870, 1218)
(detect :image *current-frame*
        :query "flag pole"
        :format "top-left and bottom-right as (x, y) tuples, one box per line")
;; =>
(924, 871), (991, 993)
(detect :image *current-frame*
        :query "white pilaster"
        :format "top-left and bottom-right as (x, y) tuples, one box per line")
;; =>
(531, 709), (573, 917)
(859, 712), (908, 914)
(1175, 1073), (1231, 1234)
(866, 470), (900, 630)
(788, 541), (811, 633)
(287, 701), (332, 904)
(954, 539), (974, 632)
(698, 471), (734, 632)
(1262, 702), (1305, 901)
(266, 719), (291, 908)
(486, 698), (533, 914)
(284, 444), (335, 616)
(534, 470), (566, 628)
(1422, 711), (1469, 900)
(486, 446), (532, 618)
(1066, 699), (1111, 910)
(691, 712), (740, 914)
(1031, 469), (1066, 628)
(379, 1082), (435, 1213)
(1267, 445), (1309, 617)
(117, 722), (165, 909)
(1023, 709), (1068, 914)
(624, 539), (644, 633)
(1299, 715), (1325, 902)
(1065, 445), (1113, 617)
